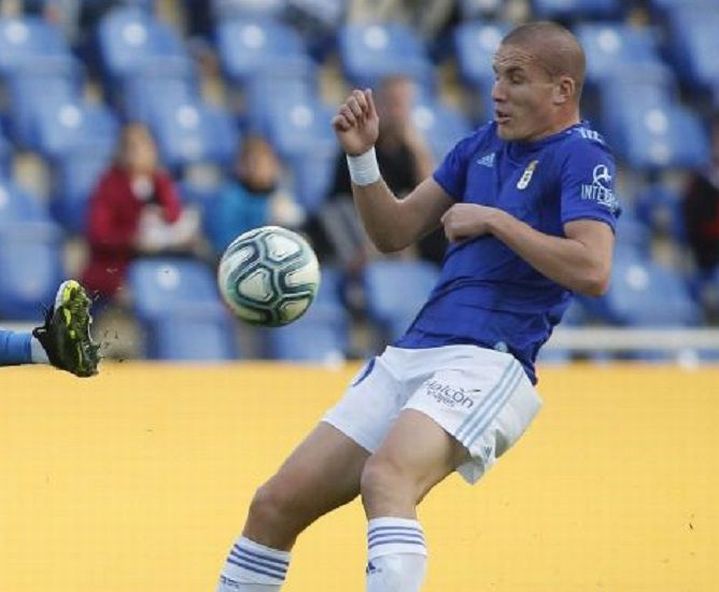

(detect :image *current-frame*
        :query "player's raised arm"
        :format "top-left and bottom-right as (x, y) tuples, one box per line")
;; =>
(332, 89), (453, 253)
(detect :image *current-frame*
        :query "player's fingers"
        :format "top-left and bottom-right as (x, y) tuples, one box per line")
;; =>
(352, 89), (369, 114)
(365, 88), (378, 118)
(346, 96), (364, 120)
(339, 104), (357, 126)
(331, 114), (352, 132)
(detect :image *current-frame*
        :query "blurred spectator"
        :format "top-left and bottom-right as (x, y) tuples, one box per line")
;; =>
(82, 122), (200, 301)
(304, 74), (445, 273)
(203, 135), (301, 258)
(683, 113), (719, 275)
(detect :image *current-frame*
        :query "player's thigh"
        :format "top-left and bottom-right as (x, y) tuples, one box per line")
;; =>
(260, 421), (370, 518)
(367, 408), (468, 502)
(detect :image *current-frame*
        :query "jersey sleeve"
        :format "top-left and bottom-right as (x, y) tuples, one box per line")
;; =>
(432, 125), (490, 201)
(559, 140), (621, 231)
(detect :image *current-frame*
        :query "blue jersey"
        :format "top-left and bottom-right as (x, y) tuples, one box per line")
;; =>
(396, 121), (620, 383)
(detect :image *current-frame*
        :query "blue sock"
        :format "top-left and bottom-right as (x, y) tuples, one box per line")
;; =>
(0, 330), (32, 365)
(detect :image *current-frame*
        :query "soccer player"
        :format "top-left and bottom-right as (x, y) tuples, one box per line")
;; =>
(216, 21), (619, 592)
(0, 280), (100, 377)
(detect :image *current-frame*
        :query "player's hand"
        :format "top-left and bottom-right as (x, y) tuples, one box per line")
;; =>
(331, 89), (379, 156)
(441, 203), (503, 242)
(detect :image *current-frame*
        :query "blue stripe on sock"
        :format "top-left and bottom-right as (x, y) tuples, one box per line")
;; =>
(232, 544), (289, 567)
(368, 525), (423, 534)
(227, 557), (286, 581)
(229, 550), (287, 577)
(368, 537), (427, 550)
(368, 531), (425, 545)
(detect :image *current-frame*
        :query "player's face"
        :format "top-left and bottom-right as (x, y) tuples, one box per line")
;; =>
(492, 44), (559, 142)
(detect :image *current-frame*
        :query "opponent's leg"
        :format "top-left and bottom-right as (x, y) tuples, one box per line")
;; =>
(361, 409), (467, 592)
(218, 422), (370, 591)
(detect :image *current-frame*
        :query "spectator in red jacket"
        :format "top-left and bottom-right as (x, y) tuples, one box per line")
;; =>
(82, 122), (199, 300)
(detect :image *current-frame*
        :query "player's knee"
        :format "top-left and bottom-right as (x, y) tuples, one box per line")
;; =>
(247, 481), (296, 529)
(360, 454), (415, 509)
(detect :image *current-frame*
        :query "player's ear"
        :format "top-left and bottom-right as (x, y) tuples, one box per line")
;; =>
(553, 76), (575, 105)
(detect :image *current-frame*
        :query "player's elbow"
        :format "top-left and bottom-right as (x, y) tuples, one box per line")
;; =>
(577, 266), (611, 297)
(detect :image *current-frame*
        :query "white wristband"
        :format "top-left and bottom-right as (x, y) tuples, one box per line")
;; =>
(346, 147), (381, 186)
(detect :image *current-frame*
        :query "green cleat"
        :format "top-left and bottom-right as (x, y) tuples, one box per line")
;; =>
(32, 280), (101, 377)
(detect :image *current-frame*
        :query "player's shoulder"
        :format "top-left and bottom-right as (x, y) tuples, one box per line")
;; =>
(559, 121), (614, 157)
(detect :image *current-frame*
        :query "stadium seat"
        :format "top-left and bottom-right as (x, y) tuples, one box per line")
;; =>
(0, 16), (78, 79)
(459, 0), (502, 20)
(127, 257), (238, 360)
(291, 148), (338, 215)
(211, 0), (287, 20)
(337, 23), (435, 91)
(214, 17), (316, 87)
(146, 98), (237, 172)
(5, 70), (83, 148)
(531, 0), (623, 21)
(634, 183), (687, 244)
(602, 97), (709, 171)
(264, 265), (349, 362)
(119, 73), (201, 122)
(94, 6), (194, 93)
(574, 23), (665, 88)
(254, 93), (337, 162)
(0, 178), (52, 222)
(128, 257), (228, 321)
(665, 6), (719, 96)
(0, 130), (11, 178)
(613, 207), (652, 255)
(146, 311), (239, 361)
(50, 146), (115, 234)
(411, 97), (473, 161)
(453, 21), (511, 118)
(363, 260), (440, 344)
(0, 223), (65, 320)
(580, 250), (700, 327)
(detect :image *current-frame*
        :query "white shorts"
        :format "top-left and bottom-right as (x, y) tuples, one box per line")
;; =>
(322, 345), (543, 484)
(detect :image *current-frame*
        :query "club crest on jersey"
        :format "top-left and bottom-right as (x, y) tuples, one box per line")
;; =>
(516, 160), (538, 190)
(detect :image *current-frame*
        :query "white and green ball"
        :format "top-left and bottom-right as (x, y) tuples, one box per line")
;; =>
(217, 226), (320, 326)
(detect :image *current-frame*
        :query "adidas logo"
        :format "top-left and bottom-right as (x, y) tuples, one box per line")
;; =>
(366, 561), (381, 575)
(476, 152), (495, 168)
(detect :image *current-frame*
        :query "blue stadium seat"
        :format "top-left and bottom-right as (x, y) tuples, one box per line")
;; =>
(574, 23), (665, 88)
(634, 183), (686, 244)
(255, 94), (337, 162)
(0, 16), (78, 78)
(120, 73), (200, 122)
(0, 129), (11, 178)
(291, 149), (338, 215)
(264, 265), (349, 362)
(215, 17), (315, 87)
(581, 250), (700, 327)
(30, 100), (120, 162)
(146, 98), (237, 171)
(459, 0), (502, 20)
(411, 98), (473, 161)
(0, 223), (65, 320)
(363, 260), (440, 344)
(338, 23), (435, 90)
(128, 257), (227, 321)
(146, 312), (239, 361)
(532, 0), (623, 20)
(94, 7), (194, 93)
(0, 178), (52, 222)
(50, 146), (114, 234)
(5, 71), (83, 148)
(211, 0), (287, 19)
(666, 6), (719, 96)
(601, 77), (709, 171)
(453, 21), (510, 119)
(127, 257), (238, 360)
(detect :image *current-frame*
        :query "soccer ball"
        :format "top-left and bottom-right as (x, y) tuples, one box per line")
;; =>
(217, 225), (320, 327)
